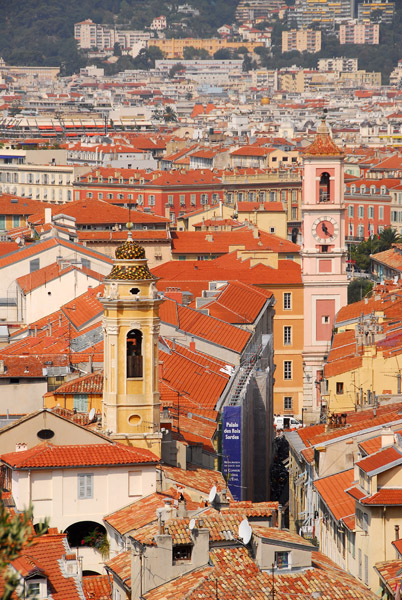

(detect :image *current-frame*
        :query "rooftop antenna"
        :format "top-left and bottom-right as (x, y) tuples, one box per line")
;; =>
(238, 518), (252, 545)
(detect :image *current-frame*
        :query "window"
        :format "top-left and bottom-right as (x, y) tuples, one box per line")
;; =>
(336, 382), (344, 394)
(284, 396), (292, 410)
(78, 473), (93, 499)
(74, 394), (88, 412)
(12, 215), (21, 227)
(127, 329), (143, 378)
(137, 194), (143, 205)
(348, 205), (354, 217)
(28, 581), (41, 597)
(319, 172), (330, 202)
(0, 216), (5, 230)
(284, 361), (292, 380)
(269, 191), (276, 202)
(30, 259), (40, 272)
(179, 194), (185, 206)
(292, 190), (297, 202)
(148, 195), (155, 206)
(86, 192), (93, 198)
(358, 205), (364, 218)
(379, 206), (384, 220)
(284, 292), (291, 310)
(98, 193), (103, 200)
(173, 545), (192, 561)
(291, 207), (297, 220)
(168, 195), (173, 205)
(82, 258), (91, 269)
(368, 206), (374, 219)
(284, 326), (292, 345)
(107, 193), (113, 200)
(275, 551), (289, 569)
(190, 194), (196, 206)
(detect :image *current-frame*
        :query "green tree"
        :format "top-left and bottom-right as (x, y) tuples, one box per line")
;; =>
(168, 62), (185, 78)
(113, 42), (122, 57)
(213, 48), (232, 60)
(0, 493), (48, 600)
(377, 227), (402, 252)
(183, 46), (210, 59)
(348, 278), (373, 304)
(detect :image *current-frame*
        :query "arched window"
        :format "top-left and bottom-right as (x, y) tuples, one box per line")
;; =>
(319, 172), (330, 202)
(127, 329), (143, 378)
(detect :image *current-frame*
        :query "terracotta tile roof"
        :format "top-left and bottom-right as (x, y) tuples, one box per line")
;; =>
(0, 241), (19, 256)
(144, 565), (211, 600)
(346, 485), (366, 501)
(171, 230), (300, 255)
(82, 575), (112, 600)
(1, 442), (158, 469)
(159, 298), (251, 354)
(303, 128), (343, 157)
(371, 246), (402, 274)
(0, 194), (53, 215)
(159, 464), (229, 498)
(78, 230), (169, 243)
(358, 436), (383, 455)
(374, 559), (402, 595)
(355, 446), (402, 474)
(2, 533), (83, 600)
(314, 469), (356, 523)
(104, 490), (198, 535)
(16, 262), (104, 294)
(231, 146), (275, 156)
(49, 372), (104, 395)
(361, 488), (402, 505)
(301, 447), (314, 464)
(253, 525), (315, 547)
(393, 539), (402, 557)
(223, 500), (279, 518)
(199, 281), (273, 325)
(105, 551), (131, 589)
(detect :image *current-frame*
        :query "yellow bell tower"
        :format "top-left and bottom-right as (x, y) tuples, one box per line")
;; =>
(100, 231), (162, 456)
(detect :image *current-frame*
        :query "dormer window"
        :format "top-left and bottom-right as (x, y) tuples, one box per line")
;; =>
(173, 545), (192, 562)
(360, 185), (366, 194)
(381, 186), (387, 195)
(351, 184), (356, 194)
(370, 186), (376, 194)
(275, 551), (290, 569)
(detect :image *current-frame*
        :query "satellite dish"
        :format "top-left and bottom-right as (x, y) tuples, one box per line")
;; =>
(88, 408), (96, 422)
(208, 485), (217, 504)
(15, 237), (21, 245)
(238, 519), (252, 545)
(189, 518), (196, 531)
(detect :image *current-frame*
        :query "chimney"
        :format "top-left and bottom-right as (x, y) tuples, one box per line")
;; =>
(16, 442), (27, 452)
(45, 207), (52, 224)
(395, 525), (400, 541)
(278, 504), (283, 529)
(381, 426), (395, 448)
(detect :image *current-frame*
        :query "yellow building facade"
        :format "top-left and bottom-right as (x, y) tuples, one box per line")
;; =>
(150, 38), (263, 59)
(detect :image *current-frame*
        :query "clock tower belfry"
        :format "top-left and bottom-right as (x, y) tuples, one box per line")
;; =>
(301, 119), (348, 421)
(100, 232), (162, 456)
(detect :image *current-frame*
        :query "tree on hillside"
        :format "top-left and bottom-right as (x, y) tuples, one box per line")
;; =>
(183, 46), (211, 59)
(377, 227), (402, 252)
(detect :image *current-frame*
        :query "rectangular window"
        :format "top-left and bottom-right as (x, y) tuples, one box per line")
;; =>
(0, 216), (5, 230)
(28, 582), (40, 596)
(284, 396), (292, 410)
(292, 190), (297, 202)
(291, 207), (297, 220)
(348, 205), (354, 217)
(179, 194), (185, 206)
(30, 258), (40, 272)
(336, 381), (344, 394)
(275, 551), (289, 569)
(364, 554), (369, 585)
(86, 192), (93, 198)
(98, 192), (103, 200)
(284, 361), (292, 380)
(107, 193), (113, 200)
(283, 292), (291, 310)
(78, 473), (93, 499)
(74, 394), (88, 413)
(379, 206), (384, 220)
(368, 206), (374, 219)
(168, 195), (173, 205)
(358, 205), (364, 218)
(173, 545), (192, 561)
(81, 258), (91, 269)
(284, 326), (292, 345)
(190, 194), (196, 205)
(148, 195), (155, 206)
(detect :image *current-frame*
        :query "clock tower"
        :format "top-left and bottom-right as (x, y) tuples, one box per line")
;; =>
(301, 119), (348, 422)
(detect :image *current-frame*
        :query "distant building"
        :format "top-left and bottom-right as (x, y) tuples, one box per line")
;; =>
(339, 21), (379, 44)
(317, 57), (358, 71)
(235, 0), (285, 22)
(282, 29), (322, 53)
(74, 19), (152, 51)
(295, 0), (353, 29)
(357, 0), (395, 22)
(150, 38), (264, 59)
(150, 15), (167, 30)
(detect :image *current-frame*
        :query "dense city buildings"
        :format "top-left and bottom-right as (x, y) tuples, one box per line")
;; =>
(5, 2), (402, 598)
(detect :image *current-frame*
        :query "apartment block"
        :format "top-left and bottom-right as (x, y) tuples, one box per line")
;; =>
(74, 19), (152, 50)
(282, 29), (322, 53)
(339, 21), (379, 44)
(150, 38), (264, 59)
(295, 0), (353, 29)
(235, 0), (285, 22)
(317, 56), (358, 71)
(357, 0), (395, 22)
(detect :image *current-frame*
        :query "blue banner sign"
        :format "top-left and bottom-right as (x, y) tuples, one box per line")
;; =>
(222, 405), (242, 501)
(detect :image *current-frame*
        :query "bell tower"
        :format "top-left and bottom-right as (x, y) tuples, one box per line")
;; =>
(301, 119), (348, 422)
(100, 231), (162, 455)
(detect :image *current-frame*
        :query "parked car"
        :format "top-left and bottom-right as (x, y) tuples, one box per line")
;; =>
(274, 415), (302, 430)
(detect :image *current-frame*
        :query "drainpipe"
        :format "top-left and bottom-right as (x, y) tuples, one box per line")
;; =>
(383, 507), (387, 561)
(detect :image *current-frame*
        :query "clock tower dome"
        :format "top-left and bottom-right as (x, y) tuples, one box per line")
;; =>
(301, 119), (348, 422)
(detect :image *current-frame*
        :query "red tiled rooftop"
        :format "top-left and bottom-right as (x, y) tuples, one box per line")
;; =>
(171, 230), (300, 255)
(355, 446), (402, 474)
(82, 575), (112, 600)
(361, 488), (402, 505)
(1, 442), (158, 468)
(314, 469), (355, 522)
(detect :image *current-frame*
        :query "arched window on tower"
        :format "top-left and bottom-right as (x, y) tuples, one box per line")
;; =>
(319, 172), (330, 203)
(127, 329), (143, 378)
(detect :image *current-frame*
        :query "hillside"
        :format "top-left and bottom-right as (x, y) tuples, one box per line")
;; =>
(0, 0), (239, 74)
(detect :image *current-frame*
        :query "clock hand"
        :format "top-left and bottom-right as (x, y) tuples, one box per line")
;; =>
(322, 223), (329, 235)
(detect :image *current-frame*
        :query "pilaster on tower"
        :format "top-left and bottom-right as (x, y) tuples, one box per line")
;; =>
(100, 230), (162, 456)
(301, 118), (348, 423)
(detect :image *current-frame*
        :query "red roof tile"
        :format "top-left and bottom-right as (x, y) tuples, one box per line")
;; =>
(355, 446), (402, 474)
(83, 575), (112, 600)
(314, 469), (356, 523)
(1, 442), (158, 468)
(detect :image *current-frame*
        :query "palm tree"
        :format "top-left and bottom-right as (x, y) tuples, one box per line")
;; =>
(377, 227), (402, 252)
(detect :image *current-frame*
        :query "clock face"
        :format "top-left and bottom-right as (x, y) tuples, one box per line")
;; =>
(312, 217), (338, 243)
